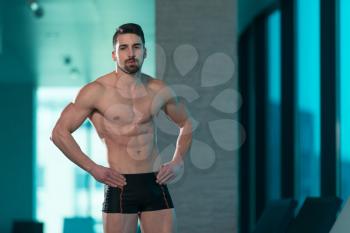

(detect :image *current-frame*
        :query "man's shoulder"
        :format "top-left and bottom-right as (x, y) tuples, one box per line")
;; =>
(75, 78), (107, 104)
(142, 74), (176, 103)
(81, 72), (117, 92)
(143, 74), (169, 91)
(94, 72), (114, 86)
(72, 81), (104, 108)
(81, 79), (105, 93)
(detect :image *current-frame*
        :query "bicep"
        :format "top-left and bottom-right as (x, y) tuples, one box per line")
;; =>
(54, 81), (103, 133)
(54, 102), (92, 133)
(155, 84), (189, 126)
(163, 98), (190, 127)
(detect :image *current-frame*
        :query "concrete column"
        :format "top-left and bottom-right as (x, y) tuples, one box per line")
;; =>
(156, 1), (239, 232)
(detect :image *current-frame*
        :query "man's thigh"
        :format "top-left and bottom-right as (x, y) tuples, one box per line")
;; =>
(139, 208), (177, 233)
(103, 213), (138, 233)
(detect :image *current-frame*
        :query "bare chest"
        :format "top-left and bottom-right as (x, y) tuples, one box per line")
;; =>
(97, 87), (161, 126)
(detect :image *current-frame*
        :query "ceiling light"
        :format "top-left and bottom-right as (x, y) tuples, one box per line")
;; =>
(28, 0), (44, 18)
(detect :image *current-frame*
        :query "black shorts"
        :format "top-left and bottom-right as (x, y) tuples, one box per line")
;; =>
(102, 172), (174, 214)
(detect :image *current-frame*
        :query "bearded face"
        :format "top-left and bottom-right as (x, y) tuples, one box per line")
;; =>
(113, 33), (147, 74)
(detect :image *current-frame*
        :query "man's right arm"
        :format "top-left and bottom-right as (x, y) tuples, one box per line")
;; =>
(51, 82), (101, 172)
(50, 81), (126, 188)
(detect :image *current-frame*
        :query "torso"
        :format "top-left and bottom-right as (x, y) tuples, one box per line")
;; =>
(88, 72), (165, 174)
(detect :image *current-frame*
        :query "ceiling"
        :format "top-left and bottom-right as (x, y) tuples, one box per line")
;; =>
(0, 0), (155, 86)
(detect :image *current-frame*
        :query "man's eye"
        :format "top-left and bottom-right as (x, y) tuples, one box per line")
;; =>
(119, 47), (126, 50)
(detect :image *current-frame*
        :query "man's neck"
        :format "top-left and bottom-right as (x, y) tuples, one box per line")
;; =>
(114, 69), (143, 89)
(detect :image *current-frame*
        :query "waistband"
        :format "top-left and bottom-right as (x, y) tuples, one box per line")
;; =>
(121, 171), (159, 177)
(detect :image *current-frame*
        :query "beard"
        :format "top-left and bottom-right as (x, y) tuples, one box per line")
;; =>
(121, 58), (142, 74)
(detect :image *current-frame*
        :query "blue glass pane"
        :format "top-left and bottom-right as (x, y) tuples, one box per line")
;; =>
(36, 88), (88, 233)
(266, 10), (281, 201)
(340, 0), (350, 199)
(296, 0), (320, 202)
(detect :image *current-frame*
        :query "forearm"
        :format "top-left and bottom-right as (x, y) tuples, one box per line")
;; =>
(172, 119), (193, 163)
(51, 129), (96, 172)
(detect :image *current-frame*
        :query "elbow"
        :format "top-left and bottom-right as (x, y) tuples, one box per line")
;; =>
(180, 118), (193, 137)
(50, 125), (67, 145)
(50, 127), (60, 145)
(186, 119), (193, 135)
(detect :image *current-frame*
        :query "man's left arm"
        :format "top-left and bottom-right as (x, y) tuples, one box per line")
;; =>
(156, 87), (193, 184)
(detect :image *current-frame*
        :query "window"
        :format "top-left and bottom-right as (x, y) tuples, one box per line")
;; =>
(340, 0), (350, 199)
(36, 88), (107, 233)
(266, 10), (281, 201)
(296, 0), (321, 201)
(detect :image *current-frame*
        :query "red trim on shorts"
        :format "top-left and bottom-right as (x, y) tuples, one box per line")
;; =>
(119, 187), (123, 213)
(160, 185), (170, 208)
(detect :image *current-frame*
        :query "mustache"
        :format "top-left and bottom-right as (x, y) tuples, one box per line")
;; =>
(126, 58), (137, 63)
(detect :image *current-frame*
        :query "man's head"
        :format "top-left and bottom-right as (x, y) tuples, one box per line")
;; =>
(113, 23), (145, 48)
(112, 23), (146, 74)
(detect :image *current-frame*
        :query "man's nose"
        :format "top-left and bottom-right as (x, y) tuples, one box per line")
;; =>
(127, 48), (135, 57)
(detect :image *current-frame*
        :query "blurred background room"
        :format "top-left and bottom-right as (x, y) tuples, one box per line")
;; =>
(0, 0), (349, 233)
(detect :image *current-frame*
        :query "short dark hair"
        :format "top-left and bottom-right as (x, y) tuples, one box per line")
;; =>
(113, 23), (145, 48)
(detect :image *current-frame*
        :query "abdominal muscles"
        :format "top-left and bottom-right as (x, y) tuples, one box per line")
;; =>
(103, 121), (159, 173)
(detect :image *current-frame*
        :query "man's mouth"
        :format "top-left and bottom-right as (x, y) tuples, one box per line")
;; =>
(127, 59), (137, 64)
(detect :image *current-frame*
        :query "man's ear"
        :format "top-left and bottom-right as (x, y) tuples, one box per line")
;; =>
(144, 47), (147, 59)
(112, 50), (116, 61)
